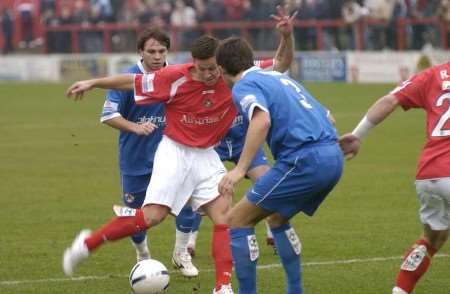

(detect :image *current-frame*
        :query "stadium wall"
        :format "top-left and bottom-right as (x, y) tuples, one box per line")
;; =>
(0, 51), (448, 83)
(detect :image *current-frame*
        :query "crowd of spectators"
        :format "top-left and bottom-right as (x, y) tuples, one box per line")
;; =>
(1, 0), (450, 54)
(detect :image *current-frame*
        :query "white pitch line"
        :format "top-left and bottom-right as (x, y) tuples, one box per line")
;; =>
(1, 254), (449, 287)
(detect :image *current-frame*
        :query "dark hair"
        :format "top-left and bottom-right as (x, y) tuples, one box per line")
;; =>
(137, 28), (171, 51)
(190, 35), (219, 60)
(216, 37), (254, 76)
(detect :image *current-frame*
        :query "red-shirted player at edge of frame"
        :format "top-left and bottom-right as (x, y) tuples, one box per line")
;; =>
(62, 6), (296, 294)
(339, 61), (450, 294)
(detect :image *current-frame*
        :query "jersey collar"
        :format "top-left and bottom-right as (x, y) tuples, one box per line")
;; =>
(241, 66), (260, 78)
(137, 60), (168, 74)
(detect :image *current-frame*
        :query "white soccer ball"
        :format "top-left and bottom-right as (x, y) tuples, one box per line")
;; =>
(129, 259), (170, 294)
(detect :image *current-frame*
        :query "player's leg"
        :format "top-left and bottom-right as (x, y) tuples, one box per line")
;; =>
(247, 163), (276, 249)
(393, 178), (450, 294)
(245, 148), (281, 253)
(63, 136), (190, 276)
(393, 226), (448, 294)
(121, 174), (152, 261)
(191, 148), (234, 293)
(187, 212), (202, 257)
(226, 197), (273, 294)
(201, 194), (234, 294)
(63, 203), (169, 276)
(264, 220), (276, 251)
(245, 143), (343, 294)
(266, 213), (302, 294)
(172, 204), (199, 277)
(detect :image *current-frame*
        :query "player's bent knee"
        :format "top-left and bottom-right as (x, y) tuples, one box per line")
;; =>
(227, 211), (257, 228)
(142, 204), (170, 227)
(266, 213), (289, 228)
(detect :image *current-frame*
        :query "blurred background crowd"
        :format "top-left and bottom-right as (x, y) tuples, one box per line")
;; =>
(1, 0), (450, 54)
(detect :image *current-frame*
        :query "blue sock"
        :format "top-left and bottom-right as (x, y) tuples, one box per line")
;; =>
(175, 205), (195, 233)
(230, 228), (258, 294)
(191, 212), (202, 232)
(131, 231), (146, 244)
(271, 224), (302, 294)
(122, 192), (147, 244)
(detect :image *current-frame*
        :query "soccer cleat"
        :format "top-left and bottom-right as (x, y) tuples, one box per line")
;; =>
(172, 249), (199, 277)
(392, 287), (408, 294)
(213, 284), (234, 294)
(63, 230), (91, 276)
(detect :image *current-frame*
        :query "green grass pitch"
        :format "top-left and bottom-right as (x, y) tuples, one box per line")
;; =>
(0, 82), (448, 294)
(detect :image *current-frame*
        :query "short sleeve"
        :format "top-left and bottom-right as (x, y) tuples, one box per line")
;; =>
(134, 68), (173, 105)
(392, 70), (430, 110)
(233, 80), (269, 121)
(100, 89), (127, 122)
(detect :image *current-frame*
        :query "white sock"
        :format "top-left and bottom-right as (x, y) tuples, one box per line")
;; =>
(175, 229), (190, 252)
(187, 231), (198, 248)
(133, 236), (149, 254)
(265, 221), (273, 239)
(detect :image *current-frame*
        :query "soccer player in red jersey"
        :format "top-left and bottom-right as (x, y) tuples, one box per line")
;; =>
(63, 8), (295, 294)
(339, 61), (450, 294)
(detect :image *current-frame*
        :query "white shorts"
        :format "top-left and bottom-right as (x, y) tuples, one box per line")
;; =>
(143, 136), (226, 215)
(415, 177), (450, 230)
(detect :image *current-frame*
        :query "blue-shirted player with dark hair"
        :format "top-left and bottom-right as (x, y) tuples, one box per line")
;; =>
(216, 37), (343, 294)
(183, 60), (288, 257)
(100, 27), (198, 277)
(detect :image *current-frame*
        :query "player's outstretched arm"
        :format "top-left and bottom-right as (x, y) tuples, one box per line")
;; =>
(271, 5), (297, 73)
(66, 74), (135, 100)
(339, 93), (400, 160)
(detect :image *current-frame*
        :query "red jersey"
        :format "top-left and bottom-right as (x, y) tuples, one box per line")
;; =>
(393, 61), (450, 179)
(134, 63), (237, 148)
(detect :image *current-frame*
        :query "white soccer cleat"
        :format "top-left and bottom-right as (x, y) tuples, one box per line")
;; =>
(63, 230), (91, 276)
(392, 286), (408, 294)
(213, 283), (234, 294)
(172, 249), (199, 277)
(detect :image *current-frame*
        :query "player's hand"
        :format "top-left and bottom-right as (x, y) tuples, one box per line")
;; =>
(219, 168), (246, 196)
(338, 133), (361, 160)
(133, 122), (158, 136)
(271, 5), (297, 39)
(66, 80), (95, 101)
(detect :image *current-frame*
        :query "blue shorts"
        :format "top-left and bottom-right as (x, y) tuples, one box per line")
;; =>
(121, 174), (151, 208)
(224, 146), (268, 172)
(247, 142), (343, 219)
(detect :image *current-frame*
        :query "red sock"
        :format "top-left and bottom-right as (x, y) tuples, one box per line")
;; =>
(212, 224), (233, 290)
(395, 239), (437, 293)
(84, 209), (148, 252)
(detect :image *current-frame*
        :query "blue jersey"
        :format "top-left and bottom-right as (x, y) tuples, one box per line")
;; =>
(101, 61), (165, 176)
(214, 114), (246, 160)
(232, 67), (337, 160)
(215, 60), (275, 161)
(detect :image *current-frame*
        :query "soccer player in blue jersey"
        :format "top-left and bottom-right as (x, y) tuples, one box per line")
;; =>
(188, 80), (290, 257)
(216, 37), (344, 294)
(100, 27), (198, 277)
